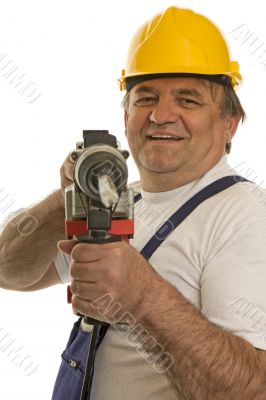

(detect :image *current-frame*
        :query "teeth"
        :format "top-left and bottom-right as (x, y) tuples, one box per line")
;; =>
(153, 135), (172, 139)
(149, 135), (182, 140)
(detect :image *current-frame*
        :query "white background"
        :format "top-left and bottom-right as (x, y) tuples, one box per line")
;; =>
(0, 0), (266, 398)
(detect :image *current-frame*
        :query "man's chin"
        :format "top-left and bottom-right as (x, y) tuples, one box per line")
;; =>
(140, 161), (185, 175)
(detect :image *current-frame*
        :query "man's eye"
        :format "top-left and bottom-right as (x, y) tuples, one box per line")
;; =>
(134, 96), (157, 105)
(178, 98), (199, 107)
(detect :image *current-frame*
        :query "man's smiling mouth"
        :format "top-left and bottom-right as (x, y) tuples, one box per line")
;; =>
(147, 135), (185, 141)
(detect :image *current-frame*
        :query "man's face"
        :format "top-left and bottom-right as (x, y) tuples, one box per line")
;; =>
(124, 77), (239, 191)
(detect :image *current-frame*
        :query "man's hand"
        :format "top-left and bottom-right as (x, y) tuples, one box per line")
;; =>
(58, 240), (157, 322)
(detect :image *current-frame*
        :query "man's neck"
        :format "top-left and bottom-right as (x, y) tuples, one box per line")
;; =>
(139, 156), (226, 192)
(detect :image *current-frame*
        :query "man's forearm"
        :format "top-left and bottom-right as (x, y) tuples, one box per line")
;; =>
(0, 190), (65, 290)
(135, 275), (266, 400)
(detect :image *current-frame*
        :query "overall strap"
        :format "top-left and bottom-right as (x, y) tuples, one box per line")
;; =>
(140, 175), (248, 259)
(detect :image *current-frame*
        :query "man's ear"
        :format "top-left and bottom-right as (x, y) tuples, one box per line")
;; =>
(124, 111), (129, 136)
(224, 114), (241, 143)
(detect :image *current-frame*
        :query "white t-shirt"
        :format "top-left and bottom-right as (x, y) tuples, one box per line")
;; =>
(54, 156), (266, 400)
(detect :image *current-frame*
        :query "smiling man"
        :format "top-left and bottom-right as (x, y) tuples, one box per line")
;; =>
(124, 77), (239, 191)
(1, 6), (266, 400)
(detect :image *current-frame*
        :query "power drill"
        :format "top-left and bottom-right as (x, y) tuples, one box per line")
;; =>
(64, 130), (134, 324)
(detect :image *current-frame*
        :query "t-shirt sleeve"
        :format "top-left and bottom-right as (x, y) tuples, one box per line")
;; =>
(53, 251), (71, 283)
(201, 218), (266, 350)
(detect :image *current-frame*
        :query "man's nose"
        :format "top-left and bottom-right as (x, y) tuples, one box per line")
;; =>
(149, 99), (179, 125)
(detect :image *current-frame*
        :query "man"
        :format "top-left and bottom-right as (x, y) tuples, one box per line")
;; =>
(1, 6), (266, 399)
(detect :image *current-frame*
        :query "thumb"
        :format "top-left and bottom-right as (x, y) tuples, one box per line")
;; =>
(57, 239), (78, 255)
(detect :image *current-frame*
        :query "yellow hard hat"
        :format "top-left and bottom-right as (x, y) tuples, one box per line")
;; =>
(119, 7), (242, 91)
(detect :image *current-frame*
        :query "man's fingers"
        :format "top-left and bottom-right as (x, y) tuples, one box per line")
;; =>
(71, 294), (111, 323)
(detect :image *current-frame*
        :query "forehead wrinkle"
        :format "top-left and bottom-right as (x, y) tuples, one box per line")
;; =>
(132, 84), (205, 100)
(134, 85), (159, 94)
(172, 88), (204, 100)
